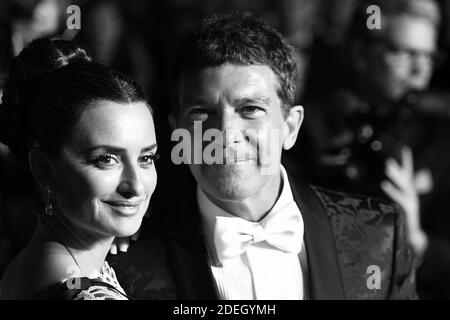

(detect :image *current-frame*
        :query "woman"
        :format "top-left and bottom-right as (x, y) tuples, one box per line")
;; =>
(0, 38), (158, 299)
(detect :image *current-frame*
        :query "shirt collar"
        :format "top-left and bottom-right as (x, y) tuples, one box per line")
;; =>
(197, 165), (300, 263)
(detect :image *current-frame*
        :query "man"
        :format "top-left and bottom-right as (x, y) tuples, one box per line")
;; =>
(109, 13), (416, 300)
(296, 0), (450, 299)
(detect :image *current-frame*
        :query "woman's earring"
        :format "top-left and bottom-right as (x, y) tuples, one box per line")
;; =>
(44, 186), (54, 216)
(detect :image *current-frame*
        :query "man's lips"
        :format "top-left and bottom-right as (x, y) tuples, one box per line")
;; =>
(224, 158), (257, 164)
(224, 150), (257, 163)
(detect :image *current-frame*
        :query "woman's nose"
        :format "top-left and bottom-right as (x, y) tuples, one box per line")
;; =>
(117, 164), (145, 198)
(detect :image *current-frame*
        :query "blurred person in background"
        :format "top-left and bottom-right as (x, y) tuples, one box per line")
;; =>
(0, 0), (74, 79)
(293, 0), (450, 299)
(74, 0), (156, 99)
(0, 0), (75, 278)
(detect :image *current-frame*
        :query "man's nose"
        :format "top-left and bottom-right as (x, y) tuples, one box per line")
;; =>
(118, 163), (145, 198)
(410, 52), (433, 76)
(218, 109), (245, 147)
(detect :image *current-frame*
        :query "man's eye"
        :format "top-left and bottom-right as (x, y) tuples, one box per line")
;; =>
(189, 107), (209, 115)
(187, 108), (209, 122)
(241, 106), (265, 116)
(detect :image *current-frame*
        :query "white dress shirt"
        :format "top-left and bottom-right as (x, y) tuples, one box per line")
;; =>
(198, 165), (309, 300)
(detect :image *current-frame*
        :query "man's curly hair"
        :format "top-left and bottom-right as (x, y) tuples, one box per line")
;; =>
(169, 12), (299, 117)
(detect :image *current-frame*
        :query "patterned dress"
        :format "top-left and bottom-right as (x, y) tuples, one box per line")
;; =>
(56, 261), (130, 300)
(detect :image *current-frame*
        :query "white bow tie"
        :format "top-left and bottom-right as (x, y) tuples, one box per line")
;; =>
(213, 201), (303, 264)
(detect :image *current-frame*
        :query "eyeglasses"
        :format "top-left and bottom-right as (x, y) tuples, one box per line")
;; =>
(375, 38), (444, 68)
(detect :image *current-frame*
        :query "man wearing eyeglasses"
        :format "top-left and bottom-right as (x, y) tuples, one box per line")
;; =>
(363, 3), (438, 107)
(296, 0), (450, 299)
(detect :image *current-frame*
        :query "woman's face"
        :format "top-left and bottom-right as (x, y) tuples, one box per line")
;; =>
(49, 101), (157, 239)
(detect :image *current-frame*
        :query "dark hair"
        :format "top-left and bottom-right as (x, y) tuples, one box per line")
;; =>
(0, 38), (152, 162)
(169, 12), (299, 117)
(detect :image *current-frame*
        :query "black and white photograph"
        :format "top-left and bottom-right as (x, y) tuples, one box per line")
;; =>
(1, 0), (450, 310)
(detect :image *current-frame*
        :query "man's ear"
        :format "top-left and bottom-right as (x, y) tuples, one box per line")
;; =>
(168, 113), (177, 131)
(28, 148), (56, 196)
(283, 105), (304, 150)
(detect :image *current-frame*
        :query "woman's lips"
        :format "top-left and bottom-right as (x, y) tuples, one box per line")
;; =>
(103, 200), (143, 216)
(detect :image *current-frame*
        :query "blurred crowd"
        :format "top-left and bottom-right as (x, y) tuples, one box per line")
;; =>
(1, 0), (450, 299)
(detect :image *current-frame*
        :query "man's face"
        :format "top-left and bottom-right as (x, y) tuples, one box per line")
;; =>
(367, 15), (437, 102)
(174, 63), (302, 202)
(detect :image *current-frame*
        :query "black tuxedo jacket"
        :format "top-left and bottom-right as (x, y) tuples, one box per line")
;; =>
(109, 170), (417, 300)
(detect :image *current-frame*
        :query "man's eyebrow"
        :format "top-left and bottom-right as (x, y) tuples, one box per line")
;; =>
(181, 97), (211, 106)
(233, 96), (271, 105)
(181, 96), (272, 107)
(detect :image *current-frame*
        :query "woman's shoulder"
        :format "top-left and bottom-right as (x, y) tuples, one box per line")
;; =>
(1, 235), (129, 300)
(0, 242), (76, 299)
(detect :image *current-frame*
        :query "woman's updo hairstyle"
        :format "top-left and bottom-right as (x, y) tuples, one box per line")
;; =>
(0, 38), (152, 162)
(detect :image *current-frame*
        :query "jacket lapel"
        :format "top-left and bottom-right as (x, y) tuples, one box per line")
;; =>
(163, 173), (218, 300)
(164, 167), (345, 299)
(288, 174), (346, 299)
(165, 228), (218, 300)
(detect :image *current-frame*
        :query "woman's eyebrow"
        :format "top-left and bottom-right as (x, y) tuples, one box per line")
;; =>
(141, 144), (158, 153)
(85, 145), (125, 153)
(84, 143), (157, 154)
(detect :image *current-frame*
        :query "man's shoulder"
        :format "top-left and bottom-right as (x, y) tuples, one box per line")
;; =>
(309, 185), (401, 245)
(308, 186), (416, 299)
(311, 185), (400, 218)
(285, 168), (400, 222)
(108, 236), (178, 300)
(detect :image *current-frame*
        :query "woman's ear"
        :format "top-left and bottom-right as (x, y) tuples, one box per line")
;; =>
(28, 149), (56, 195)
(283, 105), (304, 150)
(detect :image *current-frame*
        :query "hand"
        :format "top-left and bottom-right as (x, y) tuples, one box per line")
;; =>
(109, 210), (149, 255)
(381, 147), (428, 258)
(109, 230), (141, 255)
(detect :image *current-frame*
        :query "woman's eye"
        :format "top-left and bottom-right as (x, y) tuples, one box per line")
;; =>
(99, 155), (117, 164)
(90, 154), (119, 168)
(139, 153), (160, 166)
